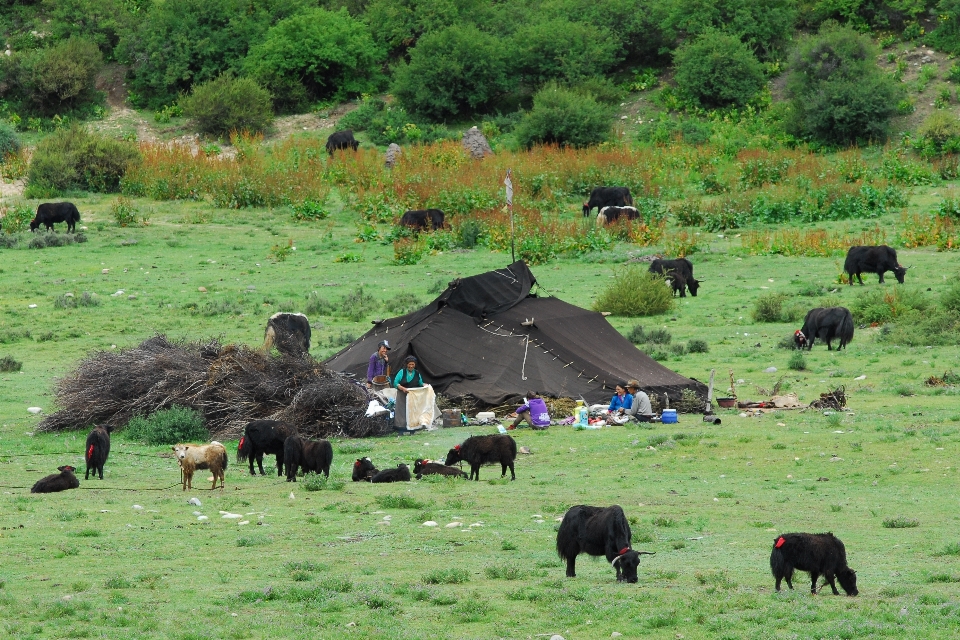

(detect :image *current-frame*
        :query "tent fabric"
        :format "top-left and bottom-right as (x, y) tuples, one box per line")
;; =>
(324, 263), (707, 407)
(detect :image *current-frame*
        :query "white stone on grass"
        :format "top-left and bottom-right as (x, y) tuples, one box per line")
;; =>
(27, 407), (42, 414)
(422, 521), (438, 527)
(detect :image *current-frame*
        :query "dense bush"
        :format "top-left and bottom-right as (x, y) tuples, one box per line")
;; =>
(121, 0), (309, 109)
(11, 37), (103, 114)
(593, 266), (674, 317)
(392, 24), (510, 120)
(658, 0), (798, 60)
(337, 98), (453, 145)
(180, 74), (274, 136)
(0, 123), (21, 157)
(0, 355), (22, 372)
(512, 18), (621, 85)
(244, 8), (384, 113)
(672, 29), (765, 109)
(788, 351), (807, 371)
(914, 111), (960, 157)
(942, 281), (960, 314)
(124, 406), (208, 445)
(0, 202), (34, 233)
(515, 82), (612, 148)
(786, 22), (901, 145)
(26, 125), (140, 197)
(751, 292), (804, 323)
(880, 310), (960, 346)
(45, 0), (141, 59)
(852, 286), (931, 324)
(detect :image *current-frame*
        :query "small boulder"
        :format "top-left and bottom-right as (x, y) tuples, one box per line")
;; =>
(462, 126), (493, 160)
(385, 143), (402, 169)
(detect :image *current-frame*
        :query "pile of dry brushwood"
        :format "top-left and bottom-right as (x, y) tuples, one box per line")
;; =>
(809, 386), (846, 411)
(37, 335), (388, 440)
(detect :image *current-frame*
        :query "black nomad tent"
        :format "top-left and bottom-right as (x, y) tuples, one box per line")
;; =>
(325, 261), (707, 407)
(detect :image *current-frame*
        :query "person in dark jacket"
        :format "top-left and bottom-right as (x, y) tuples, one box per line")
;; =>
(366, 340), (390, 388)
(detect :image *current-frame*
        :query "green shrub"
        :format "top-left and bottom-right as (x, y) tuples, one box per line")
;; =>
(786, 23), (901, 145)
(512, 18), (621, 85)
(0, 356), (22, 372)
(28, 232), (81, 249)
(687, 339), (709, 353)
(244, 8), (384, 113)
(882, 516), (920, 529)
(852, 287), (931, 324)
(13, 37), (103, 114)
(943, 282), (960, 314)
(1, 203), (36, 233)
(302, 473), (344, 492)
(339, 287), (380, 322)
(879, 309), (960, 346)
(515, 82), (612, 149)
(751, 293), (790, 323)
(111, 197), (143, 227)
(788, 351), (807, 371)
(291, 200), (329, 222)
(672, 29), (765, 109)
(26, 125), (140, 197)
(593, 266), (674, 317)
(392, 24), (510, 120)
(423, 569), (469, 585)
(0, 123), (21, 157)
(181, 74), (273, 137)
(384, 292), (421, 315)
(124, 405), (208, 445)
(915, 111), (960, 157)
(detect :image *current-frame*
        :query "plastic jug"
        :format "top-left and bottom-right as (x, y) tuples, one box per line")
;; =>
(577, 403), (589, 427)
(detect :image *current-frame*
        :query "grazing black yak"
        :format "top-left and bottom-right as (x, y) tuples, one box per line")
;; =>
(844, 245), (907, 285)
(770, 532), (858, 596)
(84, 424), (112, 480)
(556, 505), (654, 583)
(444, 434), (517, 481)
(237, 420), (297, 476)
(30, 202), (81, 233)
(582, 187), (633, 217)
(326, 130), (359, 155)
(794, 307), (854, 351)
(283, 435), (333, 482)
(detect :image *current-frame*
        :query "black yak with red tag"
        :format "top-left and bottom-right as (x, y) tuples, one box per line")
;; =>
(556, 505), (654, 583)
(770, 532), (858, 596)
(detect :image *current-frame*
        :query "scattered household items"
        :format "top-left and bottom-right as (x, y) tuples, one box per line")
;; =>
(661, 408), (678, 424)
(441, 408), (461, 427)
(476, 411), (497, 423)
(738, 394), (801, 410)
(809, 386), (847, 411)
(325, 261), (707, 408)
(703, 415), (721, 424)
(716, 398), (736, 408)
(37, 335), (386, 440)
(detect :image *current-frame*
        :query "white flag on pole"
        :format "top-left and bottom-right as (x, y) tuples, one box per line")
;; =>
(504, 169), (513, 207)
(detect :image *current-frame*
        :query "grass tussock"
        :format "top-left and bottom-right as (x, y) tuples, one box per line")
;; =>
(594, 266), (674, 317)
(882, 516), (920, 529)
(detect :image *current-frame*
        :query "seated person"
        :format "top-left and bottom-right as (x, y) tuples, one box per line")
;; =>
(623, 379), (654, 422)
(608, 383), (633, 413)
(509, 391), (550, 430)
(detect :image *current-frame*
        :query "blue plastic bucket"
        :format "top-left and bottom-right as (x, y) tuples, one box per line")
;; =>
(661, 409), (678, 424)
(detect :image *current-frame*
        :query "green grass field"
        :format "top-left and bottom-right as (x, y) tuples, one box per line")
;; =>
(2, 193), (960, 639)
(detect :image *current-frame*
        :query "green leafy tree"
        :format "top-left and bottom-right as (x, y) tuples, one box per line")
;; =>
(180, 74), (274, 136)
(929, 0), (960, 54)
(244, 8), (384, 113)
(673, 29), (765, 108)
(120, 0), (310, 109)
(42, 0), (143, 59)
(786, 22), (902, 145)
(363, 0), (492, 55)
(13, 37), (103, 114)
(515, 82), (612, 148)
(511, 18), (622, 85)
(657, 0), (798, 59)
(801, 0), (932, 32)
(392, 24), (510, 120)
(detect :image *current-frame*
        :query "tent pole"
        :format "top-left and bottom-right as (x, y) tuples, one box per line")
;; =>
(505, 168), (514, 262)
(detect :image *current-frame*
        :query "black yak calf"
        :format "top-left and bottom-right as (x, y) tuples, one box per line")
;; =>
(370, 464), (411, 483)
(556, 505), (654, 583)
(444, 434), (517, 481)
(770, 532), (858, 596)
(84, 424), (112, 480)
(31, 465), (80, 493)
(238, 419), (296, 476)
(353, 457), (378, 481)
(414, 458), (468, 479)
(283, 435), (333, 482)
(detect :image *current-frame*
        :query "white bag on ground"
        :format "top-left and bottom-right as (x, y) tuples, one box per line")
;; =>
(395, 384), (439, 429)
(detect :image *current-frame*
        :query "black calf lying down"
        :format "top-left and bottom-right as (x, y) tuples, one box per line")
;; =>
(370, 464), (411, 483)
(413, 459), (468, 479)
(31, 465), (80, 493)
(352, 457), (378, 481)
(770, 532), (858, 595)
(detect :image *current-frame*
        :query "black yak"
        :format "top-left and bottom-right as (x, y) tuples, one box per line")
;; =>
(794, 307), (854, 351)
(444, 434), (517, 481)
(30, 202), (81, 233)
(413, 458), (468, 479)
(649, 257), (700, 297)
(556, 505), (654, 582)
(283, 435), (333, 482)
(770, 532), (858, 596)
(844, 245), (907, 285)
(31, 465), (80, 493)
(326, 130), (359, 155)
(352, 457), (378, 482)
(583, 187), (633, 217)
(84, 424), (112, 480)
(399, 209), (445, 231)
(262, 312), (311, 357)
(237, 420), (296, 476)
(370, 464), (411, 483)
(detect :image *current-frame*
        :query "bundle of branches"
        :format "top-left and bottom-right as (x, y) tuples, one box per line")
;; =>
(37, 335), (387, 440)
(809, 385), (846, 411)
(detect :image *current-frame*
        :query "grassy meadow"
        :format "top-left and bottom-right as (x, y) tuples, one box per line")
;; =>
(2, 147), (960, 638)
